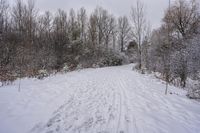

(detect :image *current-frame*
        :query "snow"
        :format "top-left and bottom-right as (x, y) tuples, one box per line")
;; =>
(0, 64), (200, 133)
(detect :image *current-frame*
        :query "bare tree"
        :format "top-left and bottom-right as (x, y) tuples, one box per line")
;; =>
(0, 0), (9, 36)
(69, 8), (80, 41)
(24, 0), (37, 43)
(37, 11), (52, 42)
(53, 9), (69, 68)
(77, 7), (87, 43)
(118, 16), (131, 52)
(104, 15), (116, 50)
(37, 11), (56, 69)
(163, 0), (200, 87)
(11, 0), (27, 91)
(94, 7), (108, 47)
(0, 0), (9, 66)
(12, 0), (26, 37)
(111, 20), (117, 50)
(164, 0), (199, 39)
(131, 0), (149, 69)
(88, 13), (98, 49)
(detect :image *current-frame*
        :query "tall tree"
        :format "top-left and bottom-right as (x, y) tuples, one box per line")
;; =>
(12, 0), (26, 39)
(104, 15), (116, 50)
(0, 0), (10, 67)
(94, 7), (108, 47)
(131, 0), (149, 69)
(88, 13), (98, 49)
(164, 0), (199, 39)
(163, 0), (200, 87)
(53, 9), (69, 67)
(69, 8), (80, 41)
(77, 7), (87, 43)
(118, 16), (131, 52)
(0, 0), (9, 36)
(25, 0), (37, 43)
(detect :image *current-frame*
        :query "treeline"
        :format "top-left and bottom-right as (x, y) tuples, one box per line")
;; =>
(146, 0), (200, 97)
(0, 0), (138, 81)
(0, 0), (200, 97)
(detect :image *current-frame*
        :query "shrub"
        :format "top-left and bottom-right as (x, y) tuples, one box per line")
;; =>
(61, 64), (70, 73)
(37, 69), (49, 79)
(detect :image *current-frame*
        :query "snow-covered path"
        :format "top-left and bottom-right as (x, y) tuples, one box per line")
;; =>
(0, 64), (200, 133)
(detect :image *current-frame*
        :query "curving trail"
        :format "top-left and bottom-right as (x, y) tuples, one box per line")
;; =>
(0, 64), (200, 133)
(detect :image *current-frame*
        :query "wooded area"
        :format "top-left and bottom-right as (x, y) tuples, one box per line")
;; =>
(0, 0), (200, 98)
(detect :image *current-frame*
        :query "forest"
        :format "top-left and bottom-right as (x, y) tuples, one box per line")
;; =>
(0, 0), (200, 98)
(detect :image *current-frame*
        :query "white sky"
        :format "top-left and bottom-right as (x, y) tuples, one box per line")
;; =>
(8, 0), (178, 29)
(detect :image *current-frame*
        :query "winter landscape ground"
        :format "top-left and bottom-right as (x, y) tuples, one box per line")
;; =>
(0, 64), (200, 133)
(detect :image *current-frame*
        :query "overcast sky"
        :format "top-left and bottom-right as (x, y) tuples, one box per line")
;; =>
(8, 0), (178, 29)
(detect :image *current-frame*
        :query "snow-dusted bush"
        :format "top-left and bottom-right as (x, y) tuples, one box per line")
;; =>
(78, 47), (126, 68)
(99, 50), (124, 67)
(186, 82), (200, 99)
(76, 64), (83, 70)
(133, 63), (148, 74)
(61, 64), (70, 73)
(92, 64), (100, 68)
(0, 67), (16, 86)
(133, 63), (140, 70)
(187, 90), (200, 99)
(37, 69), (49, 79)
(101, 57), (122, 67)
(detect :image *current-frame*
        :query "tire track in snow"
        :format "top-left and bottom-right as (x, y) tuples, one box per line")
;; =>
(31, 68), (141, 133)
(107, 70), (136, 133)
(106, 91), (117, 132)
(117, 71), (138, 133)
(30, 65), (200, 133)
(116, 92), (122, 133)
